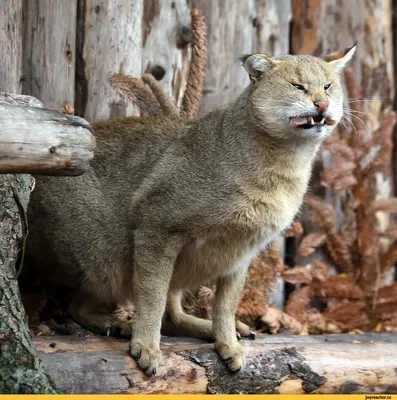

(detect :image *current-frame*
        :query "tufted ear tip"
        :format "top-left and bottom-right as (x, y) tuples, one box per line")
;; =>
(324, 42), (357, 70)
(239, 54), (251, 64)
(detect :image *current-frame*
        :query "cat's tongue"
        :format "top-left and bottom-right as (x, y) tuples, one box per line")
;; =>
(289, 116), (313, 128)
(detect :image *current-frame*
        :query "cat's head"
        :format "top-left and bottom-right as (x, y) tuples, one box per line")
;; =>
(241, 43), (356, 141)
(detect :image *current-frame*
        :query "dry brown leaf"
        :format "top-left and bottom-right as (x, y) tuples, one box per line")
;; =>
(373, 302), (397, 320)
(305, 308), (341, 334)
(376, 282), (397, 305)
(260, 306), (308, 335)
(321, 161), (356, 186)
(332, 174), (358, 191)
(378, 225), (397, 239)
(321, 275), (364, 300)
(281, 266), (313, 285)
(380, 240), (397, 274)
(305, 196), (354, 274)
(382, 316), (397, 332)
(63, 101), (75, 115)
(373, 198), (397, 213)
(323, 302), (369, 332)
(237, 288), (268, 327)
(298, 233), (327, 256)
(323, 141), (355, 161)
(262, 242), (283, 270)
(285, 286), (312, 321)
(284, 221), (303, 237)
(311, 261), (331, 282)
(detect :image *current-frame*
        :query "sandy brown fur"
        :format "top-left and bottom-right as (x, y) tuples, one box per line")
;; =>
(26, 45), (356, 376)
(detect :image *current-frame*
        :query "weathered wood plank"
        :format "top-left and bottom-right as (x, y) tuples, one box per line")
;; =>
(75, 0), (143, 122)
(255, 0), (292, 56)
(34, 333), (397, 394)
(22, 0), (77, 109)
(141, 0), (191, 107)
(0, 94), (95, 176)
(0, 0), (23, 93)
(194, 0), (256, 114)
(196, 0), (291, 114)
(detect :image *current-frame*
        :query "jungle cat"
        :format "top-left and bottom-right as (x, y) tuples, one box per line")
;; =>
(26, 44), (356, 376)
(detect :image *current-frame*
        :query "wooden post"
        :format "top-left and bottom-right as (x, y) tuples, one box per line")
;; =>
(141, 0), (191, 107)
(75, 0), (143, 121)
(34, 333), (397, 394)
(0, 0), (23, 93)
(22, 0), (77, 109)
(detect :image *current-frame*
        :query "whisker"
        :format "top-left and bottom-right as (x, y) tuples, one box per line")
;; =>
(345, 99), (383, 103)
(343, 108), (370, 116)
(341, 116), (358, 135)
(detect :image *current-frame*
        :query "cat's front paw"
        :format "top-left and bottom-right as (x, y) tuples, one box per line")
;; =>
(129, 340), (163, 376)
(215, 341), (246, 373)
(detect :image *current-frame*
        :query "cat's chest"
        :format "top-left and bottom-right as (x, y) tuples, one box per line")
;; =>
(233, 178), (307, 236)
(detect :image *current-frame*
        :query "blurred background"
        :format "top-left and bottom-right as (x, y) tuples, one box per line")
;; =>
(1, 0), (397, 335)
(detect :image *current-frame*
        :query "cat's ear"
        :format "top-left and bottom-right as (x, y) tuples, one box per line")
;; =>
(240, 53), (278, 83)
(324, 42), (357, 70)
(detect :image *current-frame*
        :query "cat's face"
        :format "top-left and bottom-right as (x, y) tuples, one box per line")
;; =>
(242, 45), (356, 141)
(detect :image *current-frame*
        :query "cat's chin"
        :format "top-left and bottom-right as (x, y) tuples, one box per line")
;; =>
(292, 124), (331, 141)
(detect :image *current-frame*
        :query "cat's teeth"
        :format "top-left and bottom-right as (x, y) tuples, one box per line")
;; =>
(320, 117), (325, 124)
(308, 117), (314, 125)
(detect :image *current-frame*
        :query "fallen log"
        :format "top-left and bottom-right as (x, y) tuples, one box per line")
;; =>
(0, 93), (95, 176)
(34, 333), (397, 394)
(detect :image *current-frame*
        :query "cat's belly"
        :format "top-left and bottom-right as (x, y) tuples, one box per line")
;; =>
(170, 230), (272, 290)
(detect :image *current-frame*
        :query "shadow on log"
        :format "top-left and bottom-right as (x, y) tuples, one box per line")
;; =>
(34, 333), (397, 394)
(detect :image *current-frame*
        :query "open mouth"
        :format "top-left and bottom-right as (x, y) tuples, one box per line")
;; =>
(289, 115), (337, 129)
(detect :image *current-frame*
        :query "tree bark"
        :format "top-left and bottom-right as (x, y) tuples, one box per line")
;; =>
(0, 173), (57, 393)
(34, 333), (397, 394)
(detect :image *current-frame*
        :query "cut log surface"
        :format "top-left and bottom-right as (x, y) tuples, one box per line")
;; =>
(0, 93), (95, 176)
(34, 333), (397, 394)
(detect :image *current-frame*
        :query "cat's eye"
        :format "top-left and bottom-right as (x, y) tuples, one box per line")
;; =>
(324, 83), (332, 90)
(292, 83), (306, 91)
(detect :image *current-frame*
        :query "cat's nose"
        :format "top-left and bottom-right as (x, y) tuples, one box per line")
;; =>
(314, 101), (329, 113)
